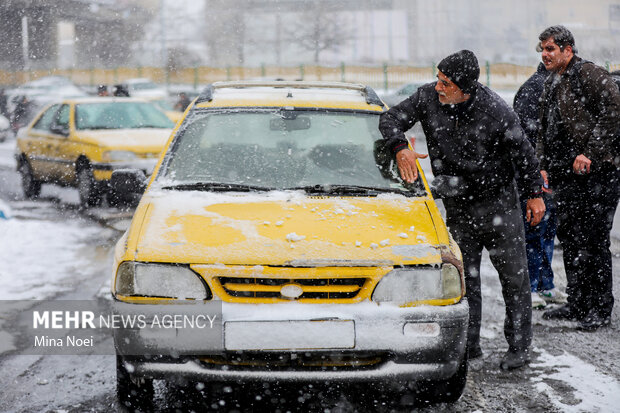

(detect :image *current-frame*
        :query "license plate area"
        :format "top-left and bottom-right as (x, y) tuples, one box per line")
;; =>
(224, 320), (355, 350)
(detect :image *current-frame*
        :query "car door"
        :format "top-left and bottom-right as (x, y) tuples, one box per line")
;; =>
(23, 104), (61, 180)
(47, 103), (74, 182)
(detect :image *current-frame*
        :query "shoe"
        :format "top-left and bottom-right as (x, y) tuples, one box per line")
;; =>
(531, 292), (547, 309)
(500, 348), (531, 370)
(542, 304), (583, 321)
(577, 311), (611, 331)
(468, 345), (483, 360)
(539, 288), (568, 304)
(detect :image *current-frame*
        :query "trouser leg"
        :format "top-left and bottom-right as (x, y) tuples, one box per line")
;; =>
(486, 204), (532, 351)
(554, 190), (590, 317)
(521, 199), (544, 291)
(446, 212), (484, 352)
(540, 195), (557, 291)
(584, 168), (619, 317)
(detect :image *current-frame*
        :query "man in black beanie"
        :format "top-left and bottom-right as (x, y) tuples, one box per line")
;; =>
(379, 50), (546, 370)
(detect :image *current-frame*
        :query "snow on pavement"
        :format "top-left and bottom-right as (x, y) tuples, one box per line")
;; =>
(0, 216), (102, 300)
(0, 138), (16, 170)
(531, 348), (620, 412)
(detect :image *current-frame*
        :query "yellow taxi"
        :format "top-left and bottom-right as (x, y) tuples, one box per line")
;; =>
(15, 97), (174, 207)
(110, 81), (468, 408)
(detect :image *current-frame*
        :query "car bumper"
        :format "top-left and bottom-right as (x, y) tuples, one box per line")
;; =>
(115, 299), (469, 383)
(92, 159), (157, 181)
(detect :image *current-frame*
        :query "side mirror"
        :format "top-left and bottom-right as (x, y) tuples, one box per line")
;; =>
(110, 169), (148, 208)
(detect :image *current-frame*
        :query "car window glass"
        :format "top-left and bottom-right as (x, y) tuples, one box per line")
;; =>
(75, 102), (174, 130)
(32, 104), (60, 131)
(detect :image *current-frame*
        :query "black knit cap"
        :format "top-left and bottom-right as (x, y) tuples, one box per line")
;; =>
(437, 50), (480, 94)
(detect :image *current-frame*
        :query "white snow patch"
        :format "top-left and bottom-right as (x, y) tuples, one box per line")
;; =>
(286, 233), (306, 242)
(531, 348), (620, 412)
(0, 218), (100, 299)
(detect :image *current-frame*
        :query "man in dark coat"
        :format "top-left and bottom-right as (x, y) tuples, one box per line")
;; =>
(536, 26), (620, 330)
(513, 63), (564, 308)
(379, 50), (545, 370)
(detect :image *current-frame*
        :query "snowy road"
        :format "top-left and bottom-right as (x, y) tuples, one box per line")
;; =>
(1, 137), (619, 412)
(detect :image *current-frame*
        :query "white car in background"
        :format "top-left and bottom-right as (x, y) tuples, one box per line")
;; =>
(123, 78), (168, 99)
(6, 76), (88, 114)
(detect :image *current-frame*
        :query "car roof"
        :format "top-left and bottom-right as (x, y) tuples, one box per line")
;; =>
(193, 81), (385, 111)
(56, 97), (152, 104)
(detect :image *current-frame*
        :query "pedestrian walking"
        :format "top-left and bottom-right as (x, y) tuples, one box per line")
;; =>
(513, 63), (566, 309)
(536, 25), (620, 331)
(174, 92), (191, 112)
(379, 50), (545, 370)
(97, 84), (109, 97)
(10, 95), (31, 134)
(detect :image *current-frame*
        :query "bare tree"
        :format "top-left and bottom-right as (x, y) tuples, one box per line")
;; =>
(290, 2), (353, 63)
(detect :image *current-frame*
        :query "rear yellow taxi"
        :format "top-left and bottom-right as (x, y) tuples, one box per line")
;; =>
(111, 81), (468, 407)
(15, 97), (174, 207)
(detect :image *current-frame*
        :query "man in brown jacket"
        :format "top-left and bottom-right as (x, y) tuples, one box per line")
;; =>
(536, 25), (620, 330)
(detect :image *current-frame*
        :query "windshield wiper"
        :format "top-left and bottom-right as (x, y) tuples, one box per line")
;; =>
(161, 182), (276, 192)
(286, 184), (411, 196)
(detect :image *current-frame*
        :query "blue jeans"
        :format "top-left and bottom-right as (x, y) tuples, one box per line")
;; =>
(521, 194), (556, 292)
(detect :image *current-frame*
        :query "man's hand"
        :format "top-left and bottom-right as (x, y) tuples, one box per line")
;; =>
(525, 197), (546, 226)
(540, 170), (552, 194)
(572, 154), (591, 175)
(396, 144), (428, 183)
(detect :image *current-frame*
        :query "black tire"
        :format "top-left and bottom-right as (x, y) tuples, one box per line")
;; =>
(413, 355), (468, 405)
(76, 165), (103, 208)
(18, 159), (41, 199)
(116, 355), (154, 411)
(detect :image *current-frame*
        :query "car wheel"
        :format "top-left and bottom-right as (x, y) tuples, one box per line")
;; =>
(413, 355), (468, 405)
(76, 165), (103, 208)
(18, 160), (42, 199)
(116, 355), (154, 410)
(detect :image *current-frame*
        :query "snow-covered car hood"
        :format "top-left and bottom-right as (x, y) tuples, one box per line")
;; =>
(129, 189), (446, 267)
(76, 128), (172, 152)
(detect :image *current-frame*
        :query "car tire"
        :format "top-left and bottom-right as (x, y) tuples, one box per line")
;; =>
(413, 355), (468, 405)
(18, 159), (42, 199)
(116, 355), (154, 410)
(76, 165), (103, 208)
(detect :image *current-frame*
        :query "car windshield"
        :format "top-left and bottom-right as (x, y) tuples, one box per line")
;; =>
(75, 102), (174, 130)
(157, 108), (426, 196)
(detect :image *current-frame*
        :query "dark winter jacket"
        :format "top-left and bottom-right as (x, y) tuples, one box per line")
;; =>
(513, 63), (548, 147)
(379, 82), (543, 203)
(537, 56), (620, 181)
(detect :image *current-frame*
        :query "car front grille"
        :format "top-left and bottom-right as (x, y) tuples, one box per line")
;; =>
(216, 276), (368, 301)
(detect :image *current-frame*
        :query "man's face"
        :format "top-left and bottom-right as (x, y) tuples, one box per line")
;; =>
(540, 37), (573, 73)
(435, 71), (468, 105)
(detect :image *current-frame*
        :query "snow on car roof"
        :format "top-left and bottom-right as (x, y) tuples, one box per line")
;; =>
(195, 81), (385, 110)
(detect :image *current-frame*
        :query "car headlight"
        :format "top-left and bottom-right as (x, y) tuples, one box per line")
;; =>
(372, 264), (462, 305)
(103, 150), (137, 162)
(115, 262), (210, 299)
